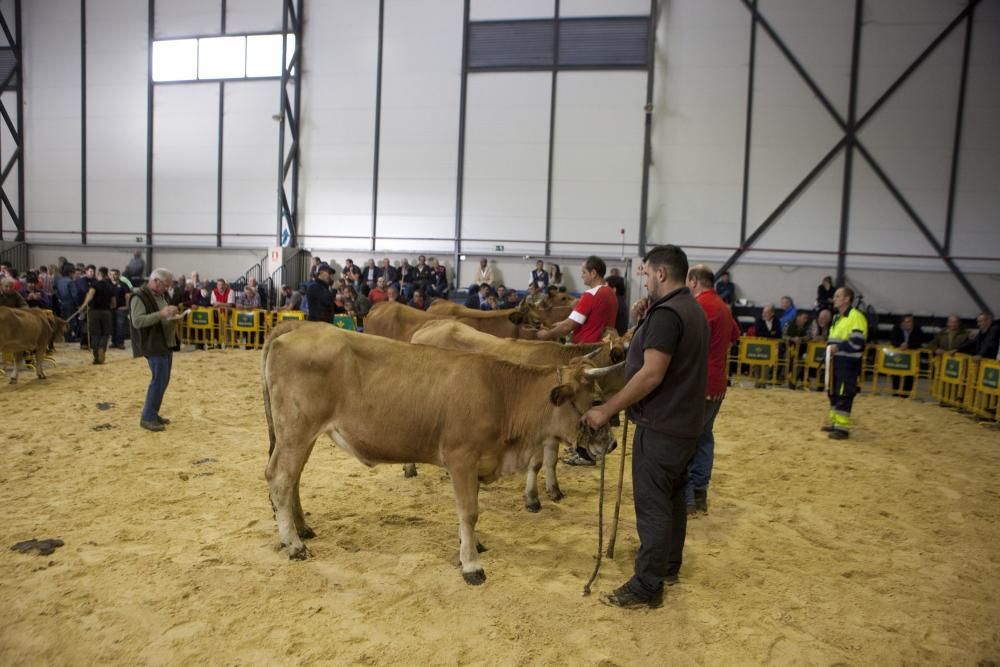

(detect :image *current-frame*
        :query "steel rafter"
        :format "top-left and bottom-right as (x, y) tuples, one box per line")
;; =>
(0, 0), (23, 242)
(276, 0), (303, 248)
(720, 0), (986, 311)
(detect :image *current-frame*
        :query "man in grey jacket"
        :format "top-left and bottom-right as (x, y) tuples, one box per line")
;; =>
(129, 268), (179, 432)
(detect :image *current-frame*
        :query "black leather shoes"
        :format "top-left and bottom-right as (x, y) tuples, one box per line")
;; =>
(601, 585), (663, 609)
(140, 419), (165, 432)
(828, 430), (849, 440)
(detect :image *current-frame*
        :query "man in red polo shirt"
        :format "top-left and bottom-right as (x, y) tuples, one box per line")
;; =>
(537, 255), (618, 344)
(685, 264), (740, 514)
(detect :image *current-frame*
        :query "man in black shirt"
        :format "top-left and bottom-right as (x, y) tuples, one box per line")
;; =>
(582, 244), (708, 609)
(109, 269), (130, 349)
(306, 264), (335, 322)
(81, 266), (117, 364)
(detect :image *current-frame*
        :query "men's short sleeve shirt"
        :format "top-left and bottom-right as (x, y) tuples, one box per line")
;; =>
(90, 279), (115, 310)
(568, 284), (618, 344)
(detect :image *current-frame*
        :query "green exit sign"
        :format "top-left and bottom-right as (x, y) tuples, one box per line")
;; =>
(495, 245), (504, 252)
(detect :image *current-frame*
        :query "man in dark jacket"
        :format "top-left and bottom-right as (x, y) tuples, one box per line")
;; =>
(582, 244), (708, 610)
(306, 264), (335, 323)
(960, 312), (999, 359)
(129, 268), (179, 432)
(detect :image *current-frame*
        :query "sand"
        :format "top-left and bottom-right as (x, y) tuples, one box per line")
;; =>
(1, 345), (999, 666)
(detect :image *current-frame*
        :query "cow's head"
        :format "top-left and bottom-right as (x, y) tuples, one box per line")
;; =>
(549, 357), (622, 460)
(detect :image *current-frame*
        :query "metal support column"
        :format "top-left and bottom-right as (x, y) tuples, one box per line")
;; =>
(276, 0), (303, 248)
(370, 0), (384, 253)
(453, 0), (470, 289)
(0, 0), (24, 242)
(835, 0), (863, 287)
(637, 0), (658, 258)
(145, 0), (154, 269)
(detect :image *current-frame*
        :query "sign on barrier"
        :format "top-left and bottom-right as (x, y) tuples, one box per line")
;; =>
(277, 311), (305, 322)
(189, 310), (211, 326)
(739, 338), (777, 364)
(941, 356), (964, 384)
(332, 315), (357, 331)
(980, 362), (1000, 394)
(875, 348), (917, 375)
(235, 311), (257, 329)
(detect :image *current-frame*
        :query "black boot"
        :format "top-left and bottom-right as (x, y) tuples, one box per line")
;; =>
(693, 488), (708, 514)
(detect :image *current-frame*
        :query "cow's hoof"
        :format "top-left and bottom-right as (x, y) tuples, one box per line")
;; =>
(525, 501), (541, 513)
(402, 464), (417, 478)
(547, 489), (564, 502)
(287, 545), (309, 560)
(8, 379), (15, 385)
(476, 541), (488, 553)
(462, 569), (487, 586)
(298, 526), (316, 539)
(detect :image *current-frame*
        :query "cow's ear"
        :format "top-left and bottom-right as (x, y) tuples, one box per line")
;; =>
(549, 384), (573, 406)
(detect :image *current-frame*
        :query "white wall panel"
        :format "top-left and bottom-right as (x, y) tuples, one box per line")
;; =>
(85, 0), (148, 244)
(470, 0), (553, 21)
(461, 72), (549, 256)
(647, 0), (749, 252)
(222, 81), (278, 247)
(549, 71), (645, 255)
(225, 0), (281, 34)
(560, 0), (650, 18)
(376, 0), (462, 242)
(299, 0), (378, 251)
(951, 1), (1000, 261)
(22, 0), (82, 244)
(152, 85), (218, 246)
(155, 0), (221, 39)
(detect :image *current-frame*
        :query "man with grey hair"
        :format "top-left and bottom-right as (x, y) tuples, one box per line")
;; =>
(0, 277), (28, 308)
(129, 268), (179, 432)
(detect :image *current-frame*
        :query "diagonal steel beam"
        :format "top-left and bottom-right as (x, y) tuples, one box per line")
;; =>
(718, 138), (847, 277)
(944, 3), (975, 254)
(854, 141), (988, 313)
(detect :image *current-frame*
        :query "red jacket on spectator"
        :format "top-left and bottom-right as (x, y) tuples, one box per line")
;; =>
(696, 288), (740, 397)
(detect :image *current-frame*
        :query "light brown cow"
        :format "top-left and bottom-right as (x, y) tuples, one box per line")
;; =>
(424, 299), (541, 339)
(365, 300), (538, 342)
(0, 307), (66, 383)
(262, 321), (617, 584)
(409, 318), (626, 510)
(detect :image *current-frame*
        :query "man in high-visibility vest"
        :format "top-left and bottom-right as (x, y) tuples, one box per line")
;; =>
(824, 286), (868, 440)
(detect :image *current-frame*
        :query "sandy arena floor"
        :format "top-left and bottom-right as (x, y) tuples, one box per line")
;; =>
(1, 344), (999, 665)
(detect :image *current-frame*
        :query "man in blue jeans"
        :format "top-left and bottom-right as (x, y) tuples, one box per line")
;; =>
(129, 268), (179, 432)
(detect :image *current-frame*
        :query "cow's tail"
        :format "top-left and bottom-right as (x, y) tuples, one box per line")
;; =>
(262, 320), (304, 460)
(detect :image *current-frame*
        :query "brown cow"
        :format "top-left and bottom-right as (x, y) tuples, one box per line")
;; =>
(425, 299), (540, 339)
(365, 300), (537, 342)
(262, 321), (617, 584)
(410, 318), (626, 510)
(0, 307), (66, 383)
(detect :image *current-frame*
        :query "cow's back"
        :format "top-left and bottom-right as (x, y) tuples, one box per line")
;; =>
(363, 301), (438, 342)
(412, 319), (597, 365)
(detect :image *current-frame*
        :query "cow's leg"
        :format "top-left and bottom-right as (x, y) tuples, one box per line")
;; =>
(8, 354), (18, 384)
(543, 441), (563, 502)
(524, 455), (542, 512)
(33, 343), (48, 379)
(292, 482), (315, 539)
(402, 463), (417, 478)
(265, 435), (317, 559)
(450, 464), (485, 585)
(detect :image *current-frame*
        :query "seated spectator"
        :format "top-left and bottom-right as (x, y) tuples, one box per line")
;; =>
(809, 308), (832, 340)
(278, 285), (302, 311)
(547, 262), (563, 289)
(345, 285), (370, 320)
(474, 258), (494, 289)
(362, 259), (379, 287)
(754, 304), (782, 339)
(386, 285), (406, 305)
(495, 284), (509, 307)
(332, 293), (348, 315)
(959, 312), (1000, 359)
(503, 289), (521, 309)
(413, 255), (432, 294)
(428, 257), (449, 297)
(931, 314), (969, 354)
(398, 258), (416, 298)
(409, 289), (428, 310)
(124, 250), (145, 282)
(779, 296), (797, 332)
(247, 277), (268, 309)
(36, 266), (54, 295)
(464, 283), (491, 310)
(784, 310), (812, 387)
(530, 260), (548, 289)
(23, 280), (50, 309)
(816, 275), (835, 311)
(235, 285), (260, 309)
(523, 282), (545, 307)
(889, 315), (927, 350)
(0, 277), (28, 308)
(379, 258), (398, 289)
(369, 276), (389, 304)
(715, 271), (735, 306)
(211, 279), (235, 309)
